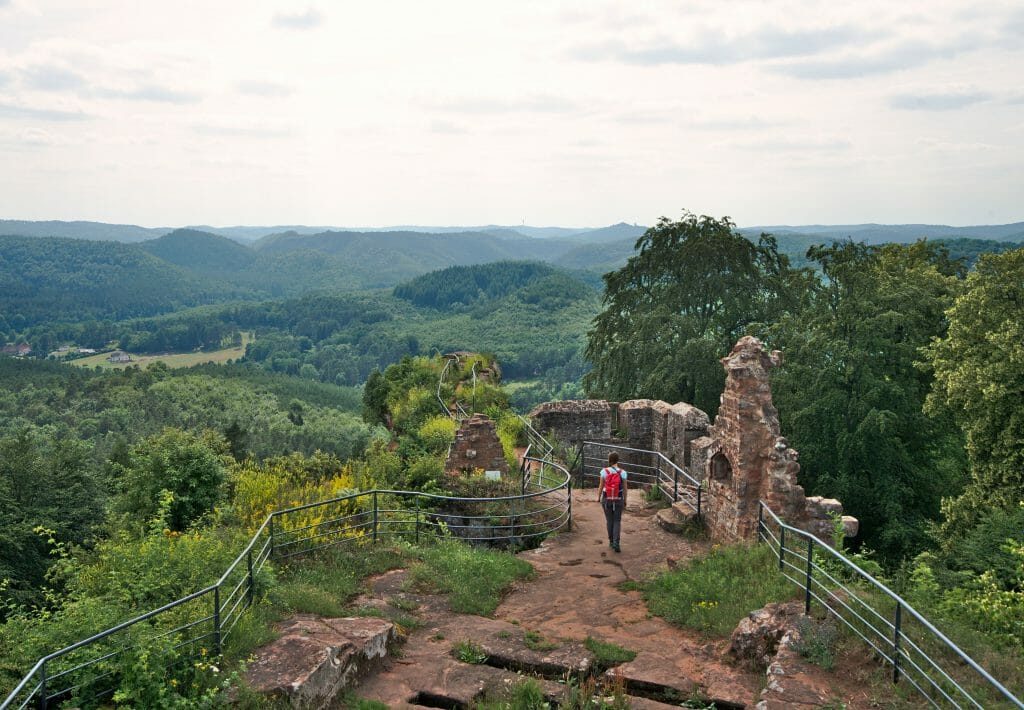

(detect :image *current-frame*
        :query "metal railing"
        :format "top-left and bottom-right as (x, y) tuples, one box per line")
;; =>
(581, 441), (702, 518)
(518, 413), (554, 461)
(1, 457), (571, 710)
(757, 501), (1023, 709)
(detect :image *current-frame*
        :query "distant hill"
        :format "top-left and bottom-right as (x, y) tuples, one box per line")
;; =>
(563, 222), (646, 243)
(0, 220), (167, 242)
(0, 235), (209, 326)
(743, 222), (1024, 245)
(393, 261), (595, 310)
(252, 229), (578, 286)
(140, 229), (257, 272)
(554, 236), (637, 273)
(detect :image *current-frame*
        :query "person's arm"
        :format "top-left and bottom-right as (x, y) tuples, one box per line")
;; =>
(622, 472), (628, 506)
(597, 470), (604, 502)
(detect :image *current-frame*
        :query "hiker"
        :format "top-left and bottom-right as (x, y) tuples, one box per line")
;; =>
(598, 452), (627, 552)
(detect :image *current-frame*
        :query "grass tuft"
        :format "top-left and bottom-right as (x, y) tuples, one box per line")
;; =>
(404, 538), (533, 615)
(642, 542), (795, 637)
(584, 636), (637, 667)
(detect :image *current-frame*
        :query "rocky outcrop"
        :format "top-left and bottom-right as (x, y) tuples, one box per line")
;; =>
(729, 602), (839, 709)
(728, 602), (803, 671)
(245, 615), (397, 708)
(445, 414), (508, 475)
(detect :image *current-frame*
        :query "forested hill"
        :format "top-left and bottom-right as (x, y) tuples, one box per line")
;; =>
(0, 235), (214, 326)
(0, 219), (167, 242)
(393, 261), (596, 310)
(140, 228), (257, 272)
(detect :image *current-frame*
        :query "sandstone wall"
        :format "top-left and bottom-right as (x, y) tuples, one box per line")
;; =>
(445, 414), (508, 475)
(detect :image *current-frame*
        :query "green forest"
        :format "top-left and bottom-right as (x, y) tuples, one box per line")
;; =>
(1, 216), (1022, 705)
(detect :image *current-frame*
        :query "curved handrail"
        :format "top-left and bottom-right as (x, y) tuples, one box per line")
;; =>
(1, 457), (572, 709)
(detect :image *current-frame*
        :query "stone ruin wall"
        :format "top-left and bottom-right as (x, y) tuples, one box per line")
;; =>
(528, 336), (858, 545)
(444, 414), (509, 475)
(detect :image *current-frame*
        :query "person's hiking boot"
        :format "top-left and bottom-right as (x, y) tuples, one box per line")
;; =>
(612, 542), (621, 553)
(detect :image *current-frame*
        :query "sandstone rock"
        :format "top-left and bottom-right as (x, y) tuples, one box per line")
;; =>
(245, 615), (396, 708)
(757, 627), (835, 709)
(727, 602), (803, 671)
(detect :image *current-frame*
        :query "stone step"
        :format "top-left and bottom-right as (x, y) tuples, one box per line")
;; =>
(655, 501), (700, 534)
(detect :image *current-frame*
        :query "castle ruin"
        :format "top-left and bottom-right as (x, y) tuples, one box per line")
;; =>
(529, 336), (858, 544)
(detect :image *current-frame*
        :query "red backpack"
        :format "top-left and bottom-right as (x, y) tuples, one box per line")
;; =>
(602, 466), (623, 500)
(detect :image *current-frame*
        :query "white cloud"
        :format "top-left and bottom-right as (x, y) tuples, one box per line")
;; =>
(272, 8), (324, 30)
(888, 90), (992, 111)
(236, 79), (294, 98)
(0, 101), (91, 121)
(571, 24), (874, 66)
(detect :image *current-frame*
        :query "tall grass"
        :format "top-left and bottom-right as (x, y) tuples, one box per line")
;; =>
(643, 543), (795, 636)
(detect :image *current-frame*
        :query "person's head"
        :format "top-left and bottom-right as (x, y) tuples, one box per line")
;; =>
(608, 452), (618, 466)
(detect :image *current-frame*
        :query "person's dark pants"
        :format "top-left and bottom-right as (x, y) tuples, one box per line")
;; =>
(603, 498), (624, 547)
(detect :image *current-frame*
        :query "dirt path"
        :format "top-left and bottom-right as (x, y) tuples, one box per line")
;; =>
(351, 492), (763, 708)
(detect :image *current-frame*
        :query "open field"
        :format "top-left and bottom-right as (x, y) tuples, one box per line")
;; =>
(71, 333), (253, 370)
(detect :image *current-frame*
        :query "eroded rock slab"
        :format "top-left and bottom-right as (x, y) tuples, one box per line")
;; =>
(245, 615), (396, 708)
(728, 602), (803, 671)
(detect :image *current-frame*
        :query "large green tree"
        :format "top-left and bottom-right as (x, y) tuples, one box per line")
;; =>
(926, 247), (1024, 539)
(584, 211), (799, 416)
(770, 240), (964, 561)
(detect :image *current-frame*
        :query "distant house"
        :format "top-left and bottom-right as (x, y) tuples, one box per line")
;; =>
(2, 343), (31, 357)
(79, 348), (97, 354)
(108, 351), (133, 363)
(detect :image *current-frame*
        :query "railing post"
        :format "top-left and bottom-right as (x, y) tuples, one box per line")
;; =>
(39, 659), (47, 710)
(213, 586), (222, 656)
(246, 548), (254, 608)
(779, 527), (786, 571)
(805, 536), (814, 615)
(673, 465), (678, 502)
(757, 501), (764, 541)
(268, 515), (276, 560)
(510, 498), (517, 542)
(893, 602), (902, 683)
(372, 491), (379, 544)
(415, 495), (420, 545)
(696, 484), (702, 520)
(568, 477), (573, 531)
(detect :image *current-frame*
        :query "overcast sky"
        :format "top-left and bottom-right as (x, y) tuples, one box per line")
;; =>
(1, 1), (1021, 228)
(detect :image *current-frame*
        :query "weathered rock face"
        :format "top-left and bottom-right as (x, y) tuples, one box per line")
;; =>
(245, 615), (397, 708)
(728, 602), (803, 671)
(445, 414), (508, 475)
(698, 336), (856, 543)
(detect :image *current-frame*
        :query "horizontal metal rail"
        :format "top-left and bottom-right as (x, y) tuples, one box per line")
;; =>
(2, 458), (571, 709)
(757, 500), (1022, 709)
(581, 441), (702, 519)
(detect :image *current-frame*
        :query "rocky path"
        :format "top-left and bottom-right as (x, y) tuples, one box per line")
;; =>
(350, 492), (763, 708)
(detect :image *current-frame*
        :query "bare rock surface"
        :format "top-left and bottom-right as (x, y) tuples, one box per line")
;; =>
(260, 489), (884, 709)
(245, 615), (396, 708)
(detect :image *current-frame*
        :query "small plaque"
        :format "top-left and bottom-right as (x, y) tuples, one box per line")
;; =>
(484, 470), (501, 481)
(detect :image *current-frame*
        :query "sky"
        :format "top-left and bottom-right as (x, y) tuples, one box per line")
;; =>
(0, 0), (1022, 229)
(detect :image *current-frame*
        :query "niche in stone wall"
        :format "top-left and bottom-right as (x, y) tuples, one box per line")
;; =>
(710, 451), (733, 481)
